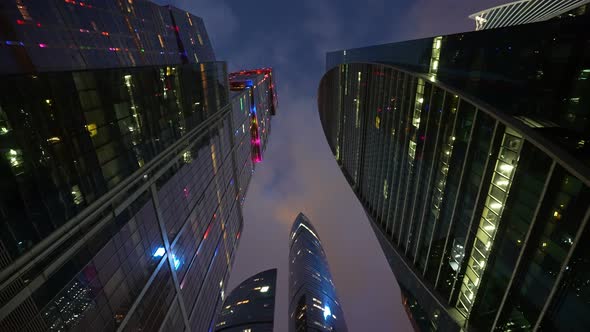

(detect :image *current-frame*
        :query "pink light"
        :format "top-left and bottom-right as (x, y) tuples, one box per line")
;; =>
(36, 23), (42, 27)
(183, 187), (189, 198)
(204, 224), (212, 239)
(38, 43), (47, 48)
(16, 20), (25, 25)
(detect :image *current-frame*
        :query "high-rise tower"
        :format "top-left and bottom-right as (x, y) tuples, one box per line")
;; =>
(289, 213), (347, 332)
(0, 1), (278, 331)
(214, 268), (277, 332)
(318, 6), (590, 332)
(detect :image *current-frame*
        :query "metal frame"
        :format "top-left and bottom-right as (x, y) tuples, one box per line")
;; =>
(490, 160), (556, 330)
(434, 109), (479, 290)
(412, 91), (447, 264)
(0, 91), (246, 327)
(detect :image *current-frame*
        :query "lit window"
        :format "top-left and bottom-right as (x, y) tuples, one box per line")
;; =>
(260, 286), (269, 293)
(153, 247), (165, 257)
(86, 123), (98, 137)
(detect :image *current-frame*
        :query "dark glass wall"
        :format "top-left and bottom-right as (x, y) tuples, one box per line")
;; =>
(0, 0), (215, 74)
(214, 268), (277, 332)
(327, 13), (590, 166)
(0, 64), (279, 332)
(318, 61), (590, 331)
(288, 213), (348, 332)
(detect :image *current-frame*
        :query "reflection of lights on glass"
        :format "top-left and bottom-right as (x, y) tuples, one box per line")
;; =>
(499, 164), (514, 171)
(490, 202), (502, 209)
(323, 305), (331, 319)
(153, 247), (165, 257)
(496, 180), (509, 186)
(260, 286), (269, 293)
(483, 225), (495, 232)
(172, 255), (181, 270)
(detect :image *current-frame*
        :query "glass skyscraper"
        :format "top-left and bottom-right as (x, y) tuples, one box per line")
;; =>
(289, 213), (347, 332)
(214, 268), (277, 332)
(318, 7), (590, 332)
(0, 1), (278, 331)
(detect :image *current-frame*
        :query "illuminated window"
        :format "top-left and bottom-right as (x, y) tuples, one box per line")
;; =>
(260, 286), (269, 293)
(71, 185), (84, 205)
(86, 123), (97, 137)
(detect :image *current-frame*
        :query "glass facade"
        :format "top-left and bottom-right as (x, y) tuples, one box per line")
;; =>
(0, 2), (279, 331)
(288, 213), (348, 332)
(0, 0), (215, 74)
(214, 268), (277, 332)
(318, 13), (590, 330)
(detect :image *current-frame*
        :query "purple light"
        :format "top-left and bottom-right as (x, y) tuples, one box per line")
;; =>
(38, 43), (47, 48)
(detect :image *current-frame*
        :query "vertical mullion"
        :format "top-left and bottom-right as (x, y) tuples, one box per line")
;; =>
(448, 120), (499, 304)
(434, 109), (479, 288)
(490, 161), (556, 330)
(405, 83), (435, 253)
(532, 205), (590, 330)
(413, 91), (447, 264)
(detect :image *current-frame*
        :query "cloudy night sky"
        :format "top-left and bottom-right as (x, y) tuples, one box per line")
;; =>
(158, 1), (506, 330)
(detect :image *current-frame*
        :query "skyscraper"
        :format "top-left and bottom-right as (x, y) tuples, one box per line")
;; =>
(214, 268), (277, 332)
(0, 1), (278, 331)
(318, 6), (590, 332)
(469, 0), (589, 30)
(289, 213), (347, 332)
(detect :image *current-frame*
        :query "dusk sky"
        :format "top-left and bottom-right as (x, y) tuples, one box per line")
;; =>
(160, 1), (505, 330)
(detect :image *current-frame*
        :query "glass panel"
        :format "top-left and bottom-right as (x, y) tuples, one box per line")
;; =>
(496, 166), (590, 330)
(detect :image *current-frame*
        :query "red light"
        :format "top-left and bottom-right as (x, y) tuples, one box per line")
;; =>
(79, 2), (85, 6)
(204, 224), (212, 239)
(36, 23), (41, 27)
(16, 20), (25, 25)
(101, 31), (109, 36)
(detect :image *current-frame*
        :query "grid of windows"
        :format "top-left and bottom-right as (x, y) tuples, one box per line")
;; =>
(318, 62), (590, 331)
(0, 64), (277, 331)
(288, 214), (348, 332)
(0, 1), (215, 74)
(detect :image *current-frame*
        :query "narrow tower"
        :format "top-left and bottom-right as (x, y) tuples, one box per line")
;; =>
(215, 269), (277, 332)
(288, 213), (348, 332)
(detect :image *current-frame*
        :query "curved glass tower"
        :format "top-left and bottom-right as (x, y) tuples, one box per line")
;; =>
(214, 269), (277, 332)
(318, 7), (590, 332)
(289, 213), (347, 332)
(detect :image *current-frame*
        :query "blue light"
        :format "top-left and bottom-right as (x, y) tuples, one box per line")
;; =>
(153, 247), (165, 257)
(172, 254), (181, 270)
(323, 305), (331, 319)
